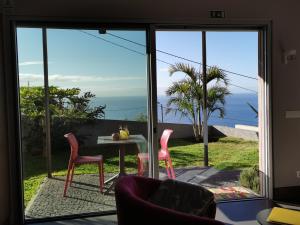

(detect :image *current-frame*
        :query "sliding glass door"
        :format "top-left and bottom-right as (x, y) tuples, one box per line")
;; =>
(155, 29), (261, 201)
(17, 27), (150, 220)
(14, 23), (269, 223)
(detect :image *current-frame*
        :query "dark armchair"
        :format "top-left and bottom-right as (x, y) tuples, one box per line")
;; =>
(115, 175), (225, 225)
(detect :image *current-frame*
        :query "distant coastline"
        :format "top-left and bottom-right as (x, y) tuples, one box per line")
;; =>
(92, 93), (258, 128)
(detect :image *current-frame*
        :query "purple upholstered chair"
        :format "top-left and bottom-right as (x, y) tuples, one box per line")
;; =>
(115, 176), (225, 225)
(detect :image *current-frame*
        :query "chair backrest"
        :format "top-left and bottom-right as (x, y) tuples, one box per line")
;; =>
(160, 129), (173, 152)
(64, 133), (79, 161)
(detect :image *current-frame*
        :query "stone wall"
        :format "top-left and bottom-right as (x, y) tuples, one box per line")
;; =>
(20, 118), (259, 150)
(77, 119), (196, 147)
(75, 119), (258, 147)
(211, 125), (259, 141)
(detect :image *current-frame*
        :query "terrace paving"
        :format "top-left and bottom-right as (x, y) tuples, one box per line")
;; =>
(25, 174), (116, 219)
(25, 167), (259, 219)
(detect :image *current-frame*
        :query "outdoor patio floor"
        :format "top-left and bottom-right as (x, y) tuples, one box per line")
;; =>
(25, 167), (259, 219)
(25, 174), (116, 219)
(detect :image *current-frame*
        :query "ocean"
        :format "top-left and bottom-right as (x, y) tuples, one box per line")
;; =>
(92, 93), (258, 127)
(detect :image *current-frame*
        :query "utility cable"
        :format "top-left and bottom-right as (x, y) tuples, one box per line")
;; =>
(106, 31), (258, 80)
(80, 30), (145, 56)
(80, 30), (258, 80)
(79, 30), (258, 93)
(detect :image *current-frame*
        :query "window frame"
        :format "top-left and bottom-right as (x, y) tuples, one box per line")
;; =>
(2, 17), (272, 224)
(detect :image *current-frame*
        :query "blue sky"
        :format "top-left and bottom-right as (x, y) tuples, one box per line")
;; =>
(17, 28), (148, 97)
(156, 31), (258, 95)
(17, 28), (258, 97)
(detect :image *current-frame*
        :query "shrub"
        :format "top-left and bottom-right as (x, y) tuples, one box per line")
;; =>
(239, 165), (260, 193)
(135, 112), (147, 122)
(20, 86), (105, 155)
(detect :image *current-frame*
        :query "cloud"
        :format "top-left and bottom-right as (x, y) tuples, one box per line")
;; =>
(157, 86), (169, 96)
(19, 61), (54, 66)
(159, 67), (169, 72)
(19, 73), (146, 83)
(18, 73), (147, 96)
(19, 61), (44, 66)
(19, 73), (43, 80)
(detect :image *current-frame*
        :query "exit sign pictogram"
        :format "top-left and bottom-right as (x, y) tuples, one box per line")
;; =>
(210, 10), (225, 18)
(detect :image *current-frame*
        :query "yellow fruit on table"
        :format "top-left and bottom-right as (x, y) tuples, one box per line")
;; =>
(124, 128), (130, 136)
(119, 130), (129, 140)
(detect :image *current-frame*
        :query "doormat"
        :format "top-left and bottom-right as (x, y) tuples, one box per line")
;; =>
(208, 186), (259, 201)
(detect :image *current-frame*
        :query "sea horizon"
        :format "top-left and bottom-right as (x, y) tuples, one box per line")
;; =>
(91, 93), (258, 128)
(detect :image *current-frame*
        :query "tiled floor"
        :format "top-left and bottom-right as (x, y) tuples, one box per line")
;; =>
(33, 199), (275, 225)
(216, 199), (274, 225)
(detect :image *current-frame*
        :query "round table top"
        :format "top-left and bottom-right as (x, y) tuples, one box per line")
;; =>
(256, 209), (275, 225)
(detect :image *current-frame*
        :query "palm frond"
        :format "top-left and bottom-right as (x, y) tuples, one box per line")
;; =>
(166, 62), (231, 139)
(166, 97), (195, 123)
(207, 66), (229, 85)
(247, 102), (258, 118)
(206, 85), (230, 118)
(169, 63), (198, 83)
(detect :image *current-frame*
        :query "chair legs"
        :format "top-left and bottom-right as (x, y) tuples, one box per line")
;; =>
(164, 159), (176, 179)
(98, 162), (104, 192)
(137, 156), (175, 179)
(70, 164), (75, 185)
(64, 161), (104, 197)
(168, 158), (176, 179)
(137, 157), (144, 176)
(102, 162), (105, 187)
(164, 160), (171, 178)
(63, 162), (73, 197)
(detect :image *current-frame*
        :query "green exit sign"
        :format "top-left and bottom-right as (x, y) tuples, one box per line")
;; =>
(210, 10), (225, 18)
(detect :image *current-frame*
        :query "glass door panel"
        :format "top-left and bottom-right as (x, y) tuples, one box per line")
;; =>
(17, 27), (150, 219)
(16, 28), (46, 216)
(155, 30), (203, 178)
(206, 31), (260, 198)
(155, 29), (260, 202)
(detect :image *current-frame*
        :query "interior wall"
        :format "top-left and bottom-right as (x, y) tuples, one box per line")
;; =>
(0, 12), (11, 225)
(1, 0), (300, 223)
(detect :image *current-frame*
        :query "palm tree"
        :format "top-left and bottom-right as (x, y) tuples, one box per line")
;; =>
(166, 63), (230, 142)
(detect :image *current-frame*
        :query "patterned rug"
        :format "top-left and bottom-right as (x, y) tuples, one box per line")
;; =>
(208, 186), (259, 201)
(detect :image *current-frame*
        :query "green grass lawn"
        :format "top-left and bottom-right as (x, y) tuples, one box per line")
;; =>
(23, 137), (258, 206)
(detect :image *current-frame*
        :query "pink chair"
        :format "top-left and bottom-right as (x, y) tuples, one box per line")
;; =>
(63, 133), (104, 197)
(137, 129), (175, 179)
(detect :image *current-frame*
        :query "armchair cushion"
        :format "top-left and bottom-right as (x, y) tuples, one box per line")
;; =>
(115, 176), (224, 225)
(148, 179), (216, 218)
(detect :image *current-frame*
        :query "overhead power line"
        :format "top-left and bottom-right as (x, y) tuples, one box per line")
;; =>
(155, 59), (257, 94)
(106, 32), (146, 47)
(227, 83), (258, 94)
(78, 30), (258, 94)
(81, 30), (257, 80)
(157, 59), (173, 66)
(106, 31), (258, 81)
(79, 30), (145, 56)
